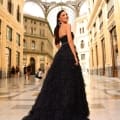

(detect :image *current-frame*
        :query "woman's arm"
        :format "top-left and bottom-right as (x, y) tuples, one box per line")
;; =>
(66, 24), (79, 65)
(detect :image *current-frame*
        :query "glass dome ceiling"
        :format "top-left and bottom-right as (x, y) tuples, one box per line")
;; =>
(41, 0), (78, 3)
(24, 0), (86, 32)
(24, 0), (85, 15)
(24, 0), (84, 5)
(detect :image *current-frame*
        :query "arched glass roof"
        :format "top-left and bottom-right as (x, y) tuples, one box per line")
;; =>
(23, 0), (86, 32)
(23, 2), (45, 18)
(41, 0), (78, 3)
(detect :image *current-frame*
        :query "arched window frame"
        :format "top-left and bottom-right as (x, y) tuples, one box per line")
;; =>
(17, 5), (21, 22)
(41, 41), (44, 52)
(7, 0), (12, 14)
(23, 39), (27, 48)
(80, 40), (84, 49)
(31, 40), (35, 49)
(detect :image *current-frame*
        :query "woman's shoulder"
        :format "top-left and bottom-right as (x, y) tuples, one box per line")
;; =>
(63, 23), (71, 27)
(62, 23), (71, 33)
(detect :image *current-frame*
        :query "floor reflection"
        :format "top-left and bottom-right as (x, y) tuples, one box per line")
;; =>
(0, 74), (120, 120)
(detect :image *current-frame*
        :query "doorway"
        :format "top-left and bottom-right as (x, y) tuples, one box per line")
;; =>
(30, 57), (35, 75)
(101, 38), (106, 75)
(110, 26), (118, 77)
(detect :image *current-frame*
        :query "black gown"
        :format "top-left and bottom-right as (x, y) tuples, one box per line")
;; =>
(22, 34), (90, 120)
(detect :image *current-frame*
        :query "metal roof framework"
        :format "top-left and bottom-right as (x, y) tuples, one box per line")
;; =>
(24, 0), (85, 17)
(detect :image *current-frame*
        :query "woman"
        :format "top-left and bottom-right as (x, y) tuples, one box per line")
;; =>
(22, 10), (90, 120)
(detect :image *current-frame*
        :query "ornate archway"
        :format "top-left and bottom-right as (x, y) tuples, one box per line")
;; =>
(24, 0), (85, 18)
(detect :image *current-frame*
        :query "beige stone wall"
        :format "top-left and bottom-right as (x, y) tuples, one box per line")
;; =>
(88, 0), (120, 77)
(23, 14), (53, 74)
(0, 0), (24, 78)
(115, 0), (120, 65)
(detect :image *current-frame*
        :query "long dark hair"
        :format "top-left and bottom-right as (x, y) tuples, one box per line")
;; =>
(54, 10), (64, 45)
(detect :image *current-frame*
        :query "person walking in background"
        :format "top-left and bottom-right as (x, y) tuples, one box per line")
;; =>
(22, 10), (90, 120)
(24, 65), (27, 80)
(26, 65), (31, 81)
(15, 65), (20, 79)
(10, 66), (16, 86)
(10, 66), (16, 78)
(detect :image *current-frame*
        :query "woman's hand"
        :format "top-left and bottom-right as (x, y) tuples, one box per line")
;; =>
(56, 43), (61, 49)
(74, 56), (79, 66)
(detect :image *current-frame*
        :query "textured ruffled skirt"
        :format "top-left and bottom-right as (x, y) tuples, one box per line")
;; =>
(22, 43), (90, 120)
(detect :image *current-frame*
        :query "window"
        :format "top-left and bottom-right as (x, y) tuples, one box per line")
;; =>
(23, 56), (27, 65)
(0, 20), (1, 35)
(24, 26), (27, 33)
(80, 27), (84, 34)
(93, 22), (97, 37)
(5, 47), (11, 72)
(92, 49), (94, 66)
(17, 5), (21, 22)
(101, 38), (106, 67)
(31, 41), (35, 49)
(40, 29), (41, 36)
(99, 10), (103, 30)
(16, 33), (20, 46)
(80, 28), (81, 34)
(40, 56), (45, 61)
(31, 27), (33, 34)
(80, 40), (84, 49)
(109, 27), (118, 74)
(110, 27), (118, 56)
(41, 29), (44, 37)
(34, 27), (36, 34)
(16, 51), (20, 66)
(107, 0), (114, 18)
(81, 54), (85, 60)
(23, 39), (27, 48)
(82, 27), (84, 33)
(43, 29), (45, 37)
(0, 0), (3, 4)
(24, 18), (27, 22)
(41, 42), (44, 52)
(7, 0), (12, 14)
(96, 45), (98, 66)
(90, 39), (92, 43)
(6, 25), (12, 41)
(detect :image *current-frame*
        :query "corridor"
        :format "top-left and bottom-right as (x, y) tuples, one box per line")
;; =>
(0, 75), (120, 120)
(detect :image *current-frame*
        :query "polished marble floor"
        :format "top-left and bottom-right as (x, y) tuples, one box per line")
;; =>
(0, 74), (120, 120)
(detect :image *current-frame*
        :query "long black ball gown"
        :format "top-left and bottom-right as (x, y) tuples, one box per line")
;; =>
(22, 34), (90, 120)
